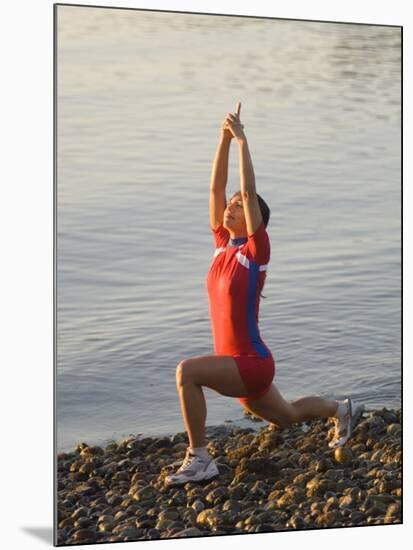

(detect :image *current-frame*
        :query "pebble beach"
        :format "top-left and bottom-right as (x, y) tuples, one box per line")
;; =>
(56, 407), (402, 545)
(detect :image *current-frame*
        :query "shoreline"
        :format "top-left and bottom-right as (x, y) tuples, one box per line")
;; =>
(56, 413), (266, 456)
(57, 407), (402, 545)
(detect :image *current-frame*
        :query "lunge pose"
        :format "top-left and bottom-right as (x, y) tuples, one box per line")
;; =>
(165, 102), (364, 487)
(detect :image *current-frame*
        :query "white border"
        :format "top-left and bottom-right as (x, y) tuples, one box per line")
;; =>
(1, 1), (408, 549)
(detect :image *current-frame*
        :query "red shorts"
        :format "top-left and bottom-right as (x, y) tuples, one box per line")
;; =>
(233, 354), (276, 406)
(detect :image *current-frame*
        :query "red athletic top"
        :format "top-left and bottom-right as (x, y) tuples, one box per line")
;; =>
(206, 221), (272, 358)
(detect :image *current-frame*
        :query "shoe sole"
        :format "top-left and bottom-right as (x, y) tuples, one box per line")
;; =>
(165, 470), (219, 487)
(329, 398), (365, 449)
(328, 397), (350, 449)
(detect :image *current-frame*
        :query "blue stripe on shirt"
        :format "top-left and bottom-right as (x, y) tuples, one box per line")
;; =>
(247, 261), (269, 358)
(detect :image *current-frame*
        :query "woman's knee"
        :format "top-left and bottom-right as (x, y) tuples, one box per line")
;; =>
(176, 359), (192, 386)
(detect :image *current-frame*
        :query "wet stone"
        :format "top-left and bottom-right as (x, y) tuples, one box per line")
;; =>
(387, 424), (401, 437)
(315, 511), (338, 527)
(196, 509), (216, 528)
(98, 512), (114, 521)
(136, 518), (155, 529)
(288, 515), (305, 529)
(114, 510), (129, 522)
(131, 485), (157, 502)
(59, 517), (74, 529)
(350, 511), (366, 523)
(222, 499), (241, 514)
(206, 487), (228, 505)
(228, 483), (248, 500)
(334, 447), (353, 464)
(183, 508), (197, 524)
(73, 529), (97, 542)
(72, 505), (91, 519)
(107, 495), (123, 506)
(306, 478), (328, 498)
(156, 519), (175, 530)
(120, 527), (146, 539)
(73, 517), (94, 529)
(191, 499), (205, 514)
(384, 502), (401, 523)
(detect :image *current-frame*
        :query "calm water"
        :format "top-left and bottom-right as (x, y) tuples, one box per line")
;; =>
(56, 7), (401, 453)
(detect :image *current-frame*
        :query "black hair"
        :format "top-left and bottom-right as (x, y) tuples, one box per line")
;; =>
(256, 193), (270, 299)
(231, 191), (271, 228)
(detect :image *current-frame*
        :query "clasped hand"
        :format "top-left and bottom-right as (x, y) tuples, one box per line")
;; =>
(221, 102), (245, 141)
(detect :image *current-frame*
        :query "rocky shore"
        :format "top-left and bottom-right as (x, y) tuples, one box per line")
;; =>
(56, 408), (402, 545)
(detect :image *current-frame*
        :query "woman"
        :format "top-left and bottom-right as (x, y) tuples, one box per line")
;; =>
(165, 102), (364, 487)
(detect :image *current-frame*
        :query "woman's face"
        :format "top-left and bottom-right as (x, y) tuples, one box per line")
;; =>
(223, 193), (247, 235)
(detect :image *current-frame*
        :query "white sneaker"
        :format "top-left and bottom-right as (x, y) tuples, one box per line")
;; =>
(165, 449), (219, 487)
(329, 397), (365, 449)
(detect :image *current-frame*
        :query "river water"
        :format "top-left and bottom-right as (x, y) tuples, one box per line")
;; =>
(56, 6), (401, 452)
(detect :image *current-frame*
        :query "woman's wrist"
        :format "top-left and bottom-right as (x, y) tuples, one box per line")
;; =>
(220, 130), (233, 143)
(237, 133), (247, 145)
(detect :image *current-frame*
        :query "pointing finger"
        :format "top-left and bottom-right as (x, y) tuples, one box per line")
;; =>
(236, 102), (241, 117)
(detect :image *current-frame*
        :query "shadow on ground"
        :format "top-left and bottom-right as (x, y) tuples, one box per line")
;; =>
(20, 527), (53, 545)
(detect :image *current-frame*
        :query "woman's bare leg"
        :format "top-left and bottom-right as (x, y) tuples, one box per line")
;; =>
(291, 395), (338, 422)
(175, 355), (249, 449)
(243, 383), (338, 428)
(176, 377), (208, 448)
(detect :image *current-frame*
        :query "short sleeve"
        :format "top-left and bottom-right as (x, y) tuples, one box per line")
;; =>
(245, 221), (270, 265)
(211, 223), (230, 248)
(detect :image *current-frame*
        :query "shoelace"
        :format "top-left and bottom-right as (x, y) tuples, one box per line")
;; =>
(176, 452), (197, 473)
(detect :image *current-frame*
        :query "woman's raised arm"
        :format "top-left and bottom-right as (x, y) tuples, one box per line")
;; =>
(225, 103), (263, 235)
(209, 110), (236, 230)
